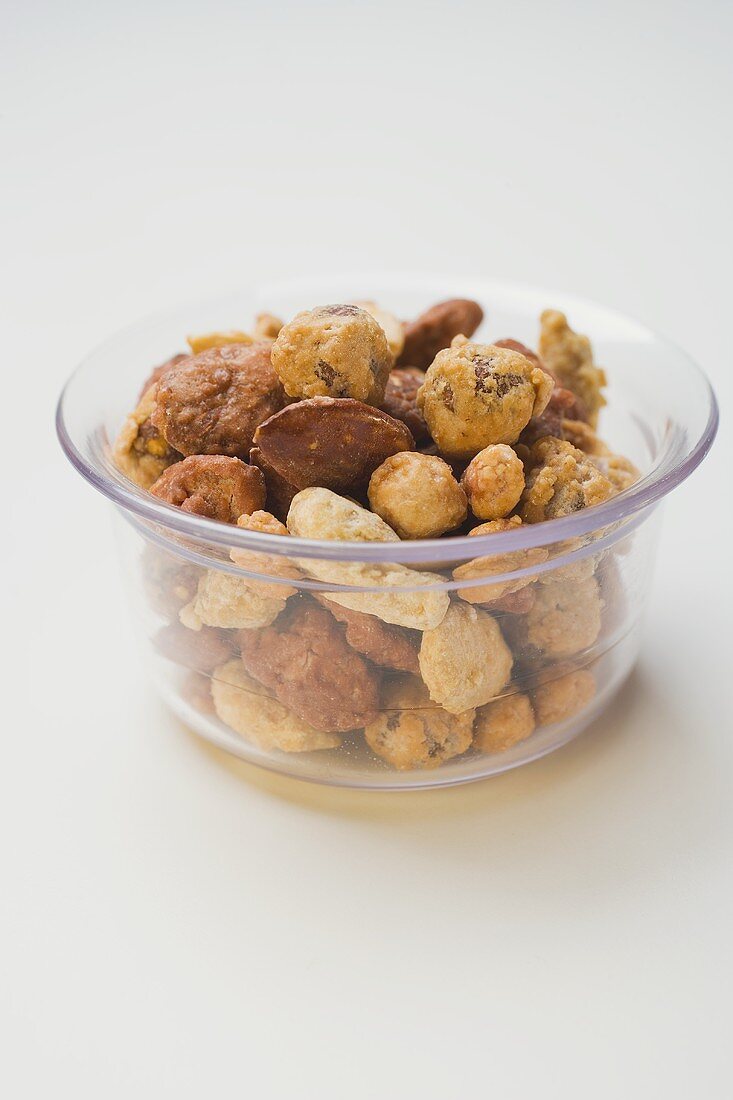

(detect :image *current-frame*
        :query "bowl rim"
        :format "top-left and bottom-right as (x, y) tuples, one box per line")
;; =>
(56, 274), (719, 565)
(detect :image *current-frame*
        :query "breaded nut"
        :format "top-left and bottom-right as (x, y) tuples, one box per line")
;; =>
(113, 385), (181, 490)
(538, 310), (606, 428)
(286, 488), (450, 630)
(229, 511), (302, 599)
(315, 597), (420, 674)
(212, 659), (341, 752)
(152, 343), (286, 459)
(533, 670), (596, 726)
(523, 575), (602, 657)
(149, 455), (265, 524)
(473, 694), (536, 753)
(353, 300), (405, 362)
(380, 367), (431, 444)
(453, 517), (548, 604)
(238, 599), (380, 732)
(181, 569), (286, 631)
(398, 298), (484, 370)
(417, 341), (554, 458)
(368, 452), (467, 539)
(271, 304), (392, 404)
(419, 602), (513, 714)
(364, 676), (474, 770)
(520, 437), (616, 523)
(461, 444), (525, 520)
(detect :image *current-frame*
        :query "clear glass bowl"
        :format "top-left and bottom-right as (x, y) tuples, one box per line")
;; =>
(56, 275), (718, 789)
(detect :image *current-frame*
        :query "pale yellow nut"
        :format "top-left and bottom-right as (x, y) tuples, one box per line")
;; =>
(473, 694), (535, 753)
(461, 444), (525, 520)
(352, 300), (405, 362)
(253, 313), (285, 340)
(181, 569), (286, 630)
(453, 517), (548, 604)
(229, 510), (302, 599)
(286, 488), (450, 630)
(212, 659), (341, 752)
(419, 602), (513, 714)
(368, 451), (467, 539)
(364, 676), (474, 770)
(524, 575), (602, 657)
(533, 669), (596, 726)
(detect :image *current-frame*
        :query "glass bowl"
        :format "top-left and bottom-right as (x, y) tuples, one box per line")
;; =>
(56, 274), (718, 789)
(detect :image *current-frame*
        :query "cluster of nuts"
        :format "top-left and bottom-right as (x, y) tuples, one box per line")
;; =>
(117, 296), (639, 770)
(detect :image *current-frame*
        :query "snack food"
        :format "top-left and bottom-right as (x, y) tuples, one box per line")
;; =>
(106, 293), (648, 774)
(417, 340), (554, 457)
(368, 451), (467, 539)
(271, 304), (392, 404)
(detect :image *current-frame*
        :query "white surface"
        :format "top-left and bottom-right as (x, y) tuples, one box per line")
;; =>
(2, 2), (732, 1097)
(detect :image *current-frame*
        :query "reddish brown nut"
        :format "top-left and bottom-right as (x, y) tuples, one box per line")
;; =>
(152, 622), (234, 673)
(380, 368), (431, 445)
(397, 298), (484, 370)
(493, 339), (545, 372)
(518, 387), (587, 448)
(314, 596), (421, 674)
(238, 599), (380, 732)
(254, 396), (415, 492)
(482, 585), (537, 615)
(151, 343), (286, 458)
(149, 455), (266, 524)
(249, 446), (299, 522)
(141, 544), (199, 620)
(138, 353), (187, 401)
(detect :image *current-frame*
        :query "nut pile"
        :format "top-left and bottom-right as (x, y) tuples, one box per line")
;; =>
(118, 296), (639, 771)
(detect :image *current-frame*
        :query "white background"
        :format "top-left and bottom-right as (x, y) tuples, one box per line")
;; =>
(2, 1), (732, 1096)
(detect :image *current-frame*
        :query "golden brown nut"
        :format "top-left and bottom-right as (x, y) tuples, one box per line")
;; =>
(254, 396), (414, 492)
(587, 453), (640, 494)
(461, 444), (525, 521)
(533, 669), (596, 725)
(315, 597), (420, 674)
(212, 659), (342, 752)
(473, 694), (536, 753)
(417, 341), (554, 458)
(286, 488), (450, 630)
(418, 602), (513, 714)
(113, 385), (181, 490)
(229, 511), (302, 599)
(397, 298), (484, 370)
(380, 367), (431, 445)
(352, 300), (405, 362)
(271, 304), (392, 404)
(520, 437), (616, 523)
(181, 569), (286, 631)
(149, 455), (265, 524)
(151, 343), (286, 459)
(364, 676), (474, 770)
(453, 517), (548, 604)
(538, 310), (606, 428)
(238, 599), (380, 732)
(186, 330), (259, 354)
(522, 575), (602, 658)
(253, 313), (285, 340)
(368, 452), (467, 539)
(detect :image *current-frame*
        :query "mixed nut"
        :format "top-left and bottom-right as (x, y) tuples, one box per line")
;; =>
(117, 295), (639, 771)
